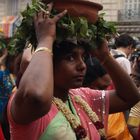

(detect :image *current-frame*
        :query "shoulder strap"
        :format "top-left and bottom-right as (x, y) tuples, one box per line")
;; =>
(113, 54), (125, 59)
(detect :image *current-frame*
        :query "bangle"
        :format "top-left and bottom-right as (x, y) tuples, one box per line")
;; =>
(101, 54), (112, 65)
(34, 47), (53, 55)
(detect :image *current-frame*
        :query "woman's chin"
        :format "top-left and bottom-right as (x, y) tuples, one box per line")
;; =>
(71, 82), (83, 89)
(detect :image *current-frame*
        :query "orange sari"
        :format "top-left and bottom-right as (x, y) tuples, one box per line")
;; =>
(107, 112), (133, 140)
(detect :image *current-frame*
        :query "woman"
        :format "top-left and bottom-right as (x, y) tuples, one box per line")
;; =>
(7, 4), (140, 140)
(83, 56), (112, 90)
(128, 46), (140, 140)
(0, 48), (15, 116)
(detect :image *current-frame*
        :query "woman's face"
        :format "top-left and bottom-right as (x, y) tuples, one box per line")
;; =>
(54, 47), (87, 89)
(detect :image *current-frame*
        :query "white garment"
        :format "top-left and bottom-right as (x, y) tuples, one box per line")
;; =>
(110, 49), (132, 75)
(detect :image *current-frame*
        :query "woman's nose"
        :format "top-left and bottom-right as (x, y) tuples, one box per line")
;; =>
(77, 58), (86, 72)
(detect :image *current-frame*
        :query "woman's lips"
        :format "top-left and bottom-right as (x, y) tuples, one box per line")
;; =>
(74, 75), (85, 80)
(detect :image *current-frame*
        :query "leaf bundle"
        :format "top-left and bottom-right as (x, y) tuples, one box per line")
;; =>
(8, 0), (116, 55)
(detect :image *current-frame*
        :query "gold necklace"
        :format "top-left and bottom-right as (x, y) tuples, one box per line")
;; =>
(53, 95), (106, 139)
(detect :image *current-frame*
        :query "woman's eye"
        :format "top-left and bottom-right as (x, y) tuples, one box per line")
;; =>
(69, 56), (75, 61)
(82, 56), (85, 61)
(82, 55), (86, 61)
(65, 55), (75, 61)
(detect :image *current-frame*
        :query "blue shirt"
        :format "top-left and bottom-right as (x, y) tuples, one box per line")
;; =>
(0, 69), (14, 114)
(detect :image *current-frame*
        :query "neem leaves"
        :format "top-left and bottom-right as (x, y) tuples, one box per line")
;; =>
(8, 0), (116, 55)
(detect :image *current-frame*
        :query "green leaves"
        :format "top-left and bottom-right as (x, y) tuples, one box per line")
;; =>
(79, 18), (88, 37)
(8, 0), (116, 55)
(0, 38), (7, 51)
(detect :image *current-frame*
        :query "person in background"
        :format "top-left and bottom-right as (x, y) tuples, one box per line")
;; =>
(7, 3), (140, 140)
(0, 47), (16, 140)
(83, 56), (112, 90)
(110, 34), (136, 75)
(130, 43), (140, 88)
(0, 48), (16, 117)
(128, 44), (140, 140)
(0, 46), (32, 140)
(83, 56), (133, 140)
(110, 34), (137, 123)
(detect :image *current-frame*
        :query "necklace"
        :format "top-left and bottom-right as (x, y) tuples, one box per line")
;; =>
(75, 96), (105, 138)
(53, 95), (106, 139)
(53, 97), (88, 140)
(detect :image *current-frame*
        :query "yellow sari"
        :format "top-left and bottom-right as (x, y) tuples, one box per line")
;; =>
(128, 102), (140, 127)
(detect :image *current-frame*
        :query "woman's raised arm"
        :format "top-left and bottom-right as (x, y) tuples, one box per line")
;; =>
(11, 5), (67, 124)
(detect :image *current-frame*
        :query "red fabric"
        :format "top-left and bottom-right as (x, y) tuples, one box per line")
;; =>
(0, 125), (4, 140)
(107, 82), (115, 90)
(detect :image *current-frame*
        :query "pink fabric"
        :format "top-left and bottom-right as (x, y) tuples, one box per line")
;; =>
(107, 82), (115, 90)
(7, 88), (109, 140)
(0, 125), (5, 140)
(7, 93), (58, 140)
(70, 88), (109, 139)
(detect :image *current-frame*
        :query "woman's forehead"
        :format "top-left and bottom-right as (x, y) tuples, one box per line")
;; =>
(53, 41), (89, 61)
(71, 47), (86, 54)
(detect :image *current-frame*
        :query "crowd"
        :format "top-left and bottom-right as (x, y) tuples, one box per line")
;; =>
(0, 0), (140, 140)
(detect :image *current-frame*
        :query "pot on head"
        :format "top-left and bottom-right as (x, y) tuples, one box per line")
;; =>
(42, 0), (103, 23)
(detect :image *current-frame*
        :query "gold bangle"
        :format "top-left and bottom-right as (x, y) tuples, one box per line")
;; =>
(34, 47), (53, 55)
(101, 54), (112, 65)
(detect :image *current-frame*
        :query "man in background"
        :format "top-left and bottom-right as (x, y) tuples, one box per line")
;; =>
(110, 34), (136, 75)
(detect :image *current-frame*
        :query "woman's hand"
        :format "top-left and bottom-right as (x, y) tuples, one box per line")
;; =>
(34, 2), (67, 45)
(90, 39), (110, 63)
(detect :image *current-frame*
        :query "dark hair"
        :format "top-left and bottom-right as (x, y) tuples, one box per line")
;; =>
(53, 40), (89, 64)
(83, 57), (107, 86)
(115, 34), (136, 48)
(130, 49), (140, 62)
